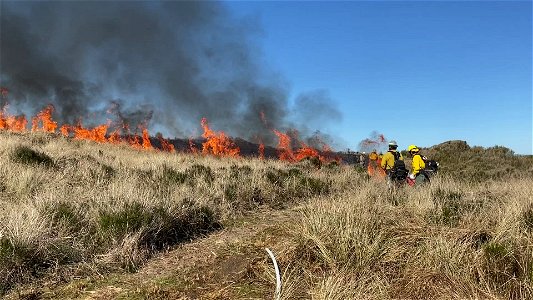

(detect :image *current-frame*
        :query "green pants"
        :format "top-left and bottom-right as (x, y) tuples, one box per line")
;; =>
(415, 173), (427, 184)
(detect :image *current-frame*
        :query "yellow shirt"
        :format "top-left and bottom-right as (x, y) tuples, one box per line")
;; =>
(369, 152), (378, 161)
(380, 151), (403, 170)
(412, 154), (426, 175)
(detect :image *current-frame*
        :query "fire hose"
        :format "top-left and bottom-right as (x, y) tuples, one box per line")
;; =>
(265, 248), (281, 300)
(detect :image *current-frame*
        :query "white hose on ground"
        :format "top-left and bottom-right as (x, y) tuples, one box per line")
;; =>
(265, 248), (281, 300)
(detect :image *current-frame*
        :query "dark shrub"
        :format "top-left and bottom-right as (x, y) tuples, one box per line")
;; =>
(10, 145), (54, 167)
(45, 202), (83, 233)
(143, 204), (221, 250)
(101, 164), (115, 179)
(159, 165), (187, 185)
(482, 242), (523, 292)
(186, 164), (214, 184)
(470, 231), (492, 250)
(429, 188), (465, 226)
(0, 238), (39, 294)
(224, 184), (238, 202)
(229, 165), (252, 179)
(99, 202), (152, 240)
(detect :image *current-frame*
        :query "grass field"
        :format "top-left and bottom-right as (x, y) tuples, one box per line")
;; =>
(0, 131), (532, 299)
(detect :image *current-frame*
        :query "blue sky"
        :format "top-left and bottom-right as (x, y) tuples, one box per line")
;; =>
(226, 1), (532, 154)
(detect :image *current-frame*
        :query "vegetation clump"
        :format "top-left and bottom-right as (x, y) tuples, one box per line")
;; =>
(10, 145), (54, 167)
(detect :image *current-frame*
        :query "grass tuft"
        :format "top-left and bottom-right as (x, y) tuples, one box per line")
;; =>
(10, 145), (54, 167)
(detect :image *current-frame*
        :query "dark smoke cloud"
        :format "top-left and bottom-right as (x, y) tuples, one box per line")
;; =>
(0, 1), (340, 145)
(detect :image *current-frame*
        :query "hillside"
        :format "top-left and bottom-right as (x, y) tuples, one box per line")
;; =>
(1, 131), (532, 299)
(423, 140), (533, 180)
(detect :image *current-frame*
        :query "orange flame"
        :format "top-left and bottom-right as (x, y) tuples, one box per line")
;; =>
(0, 106), (28, 132)
(200, 117), (240, 157)
(6, 115), (28, 132)
(31, 105), (58, 133)
(71, 121), (109, 143)
(141, 128), (152, 149)
(273, 129), (295, 161)
(259, 141), (265, 159)
(157, 133), (175, 153)
(108, 129), (122, 144)
(59, 125), (69, 137)
(295, 143), (321, 161)
(0, 113), (6, 130)
(128, 135), (142, 149)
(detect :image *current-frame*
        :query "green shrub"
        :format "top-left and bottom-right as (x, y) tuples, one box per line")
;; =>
(98, 201), (221, 250)
(483, 242), (522, 291)
(101, 164), (115, 179)
(229, 165), (252, 179)
(10, 145), (54, 167)
(298, 176), (330, 195)
(224, 183), (238, 202)
(99, 202), (152, 240)
(265, 168), (330, 203)
(45, 202), (83, 233)
(0, 238), (39, 294)
(186, 164), (214, 184)
(142, 204), (221, 250)
(484, 242), (508, 259)
(265, 168), (301, 186)
(159, 165), (187, 185)
(429, 188), (464, 226)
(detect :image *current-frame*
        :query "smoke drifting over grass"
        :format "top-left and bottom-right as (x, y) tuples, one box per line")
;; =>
(0, 1), (341, 143)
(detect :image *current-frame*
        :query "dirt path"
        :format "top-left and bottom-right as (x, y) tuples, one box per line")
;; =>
(24, 208), (300, 300)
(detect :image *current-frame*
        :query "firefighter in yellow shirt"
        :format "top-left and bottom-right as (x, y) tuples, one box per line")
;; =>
(380, 141), (403, 174)
(408, 144), (428, 184)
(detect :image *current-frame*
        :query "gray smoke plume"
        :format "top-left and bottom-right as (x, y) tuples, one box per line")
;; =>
(0, 1), (340, 145)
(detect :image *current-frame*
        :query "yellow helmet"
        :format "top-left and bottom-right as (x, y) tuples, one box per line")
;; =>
(408, 144), (419, 152)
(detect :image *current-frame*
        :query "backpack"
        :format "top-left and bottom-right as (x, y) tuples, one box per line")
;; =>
(389, 151), (408, 181)
(414, 155), (438, 182)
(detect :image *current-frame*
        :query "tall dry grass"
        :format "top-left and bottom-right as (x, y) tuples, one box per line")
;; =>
(0, 131), (331, 294)
(288, 174), (533, 299)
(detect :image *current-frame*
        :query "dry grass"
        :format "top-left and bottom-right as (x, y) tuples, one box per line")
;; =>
(0, 131), (330, 294)
(1, 130), (532, 299)
(287, 175), (533, 299)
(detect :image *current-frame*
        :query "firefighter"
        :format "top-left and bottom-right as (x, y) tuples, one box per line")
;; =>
(408, 144), (428, 184)
(380, 141), (403, 175)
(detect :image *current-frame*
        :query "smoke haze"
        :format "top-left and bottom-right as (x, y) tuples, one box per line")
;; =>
(0, 1), (341, 145)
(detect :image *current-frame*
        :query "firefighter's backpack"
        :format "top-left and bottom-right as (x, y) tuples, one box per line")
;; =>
(390, 151), (408, 181)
